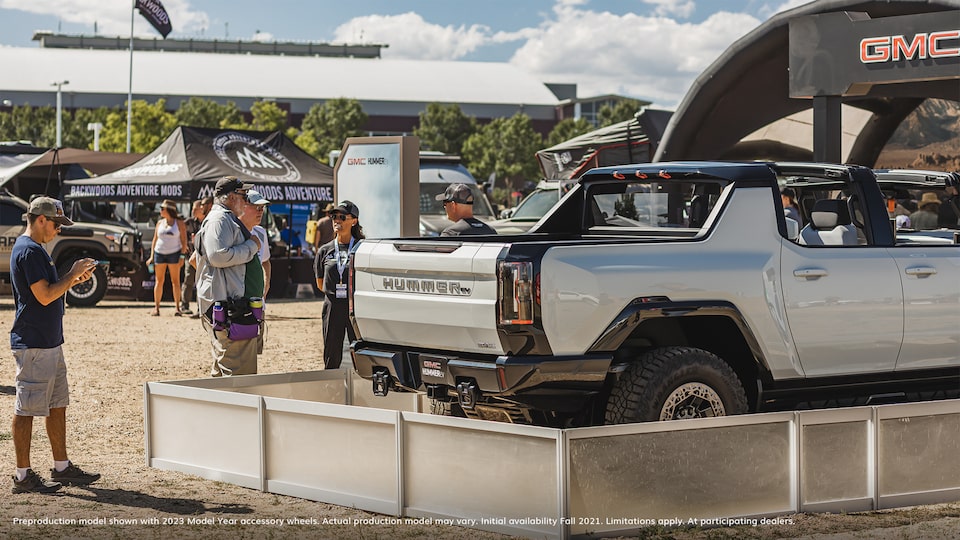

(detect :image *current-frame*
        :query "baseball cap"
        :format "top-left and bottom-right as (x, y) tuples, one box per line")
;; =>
(214, 176), (254, 196)
(245, 190), (270, 206)
(25, 197), (74, 226)
(435, 183), (474, 205)
(332, 200), (359, 218)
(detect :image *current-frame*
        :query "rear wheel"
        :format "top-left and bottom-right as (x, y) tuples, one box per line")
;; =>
(59, 262), (108, 307)
(605, 346), (748, 424)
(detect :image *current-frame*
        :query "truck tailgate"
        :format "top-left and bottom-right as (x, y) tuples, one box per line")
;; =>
(352, 240), (508, 355)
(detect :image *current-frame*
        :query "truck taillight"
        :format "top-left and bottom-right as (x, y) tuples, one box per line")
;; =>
(498, 261), (535, 325)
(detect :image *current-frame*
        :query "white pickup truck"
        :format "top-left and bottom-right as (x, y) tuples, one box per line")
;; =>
(349, 162), (960, 426)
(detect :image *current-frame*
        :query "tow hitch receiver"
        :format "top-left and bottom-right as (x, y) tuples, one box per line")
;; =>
(456, 380), (479, 410)
(372, 370), (391, 397)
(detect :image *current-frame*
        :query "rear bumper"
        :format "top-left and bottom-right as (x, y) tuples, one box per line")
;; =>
(352, 341), (613, 397)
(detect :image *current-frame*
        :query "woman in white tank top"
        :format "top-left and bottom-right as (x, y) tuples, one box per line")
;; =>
(146, 200), (188, 316)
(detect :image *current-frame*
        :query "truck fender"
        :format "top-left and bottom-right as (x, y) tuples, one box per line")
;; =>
(587, 299), (771, 376)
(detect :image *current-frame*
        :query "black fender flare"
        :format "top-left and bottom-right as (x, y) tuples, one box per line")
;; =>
(587, 299), (771, 375)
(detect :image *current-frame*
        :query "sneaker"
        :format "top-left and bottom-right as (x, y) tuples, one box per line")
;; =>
(12, 469), (62, 494)
(181, 308), (193, 315)
(50, 462), (101, 486)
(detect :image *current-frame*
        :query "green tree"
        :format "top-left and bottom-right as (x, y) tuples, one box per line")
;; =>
(175, 97), (243, 129)
(461, 113), (542, 204)
(413, 102), (477, 155)
(0, 105), (56, 146)
(544, 117), (595, 148)
(297, 98), (368, 162)
(598, 98), (643, 127)
(99, 99), (178, 153)
(61, 107), (117, 149)
(247, 100), (288, 132)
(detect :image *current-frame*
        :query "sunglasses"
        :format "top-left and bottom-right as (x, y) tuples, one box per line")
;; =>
(330, 213), (352, 221)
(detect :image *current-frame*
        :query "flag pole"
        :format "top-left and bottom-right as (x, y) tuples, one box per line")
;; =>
(127, 0), (135, 153)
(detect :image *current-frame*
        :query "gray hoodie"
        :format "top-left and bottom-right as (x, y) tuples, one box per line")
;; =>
(195, 202), (259, 317)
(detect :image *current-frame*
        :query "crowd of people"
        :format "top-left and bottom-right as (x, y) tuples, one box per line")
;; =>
(783, 184), (960, 232)
(7, 176), (498, 493)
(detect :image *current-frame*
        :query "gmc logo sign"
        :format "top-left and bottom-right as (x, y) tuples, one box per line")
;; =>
(860, 31), (960, 63)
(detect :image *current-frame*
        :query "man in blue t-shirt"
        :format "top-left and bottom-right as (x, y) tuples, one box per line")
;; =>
(10, 197), (102, 494)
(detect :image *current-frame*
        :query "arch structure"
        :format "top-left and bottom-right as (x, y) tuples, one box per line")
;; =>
(654, 0), (960, 166)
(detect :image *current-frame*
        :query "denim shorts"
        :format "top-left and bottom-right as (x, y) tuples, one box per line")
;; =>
(14, 347), (69, 416)
(154, 251), (182, 265)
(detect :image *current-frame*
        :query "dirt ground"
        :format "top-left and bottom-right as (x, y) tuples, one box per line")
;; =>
(0, 297), (957, 540)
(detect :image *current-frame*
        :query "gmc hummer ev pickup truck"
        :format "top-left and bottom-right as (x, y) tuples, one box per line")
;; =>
(349, 162), (960, 426)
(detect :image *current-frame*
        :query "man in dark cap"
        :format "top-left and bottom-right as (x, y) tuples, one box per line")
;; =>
(194, 176), (262, 376)
(10, 197), (101, 493)
(435, 183), (496, 236)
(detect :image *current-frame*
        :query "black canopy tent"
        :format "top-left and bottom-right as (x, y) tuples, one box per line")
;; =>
(0, 144), (143, 199)
(536, 108), (672, 180)
(63, 126), (334, 204)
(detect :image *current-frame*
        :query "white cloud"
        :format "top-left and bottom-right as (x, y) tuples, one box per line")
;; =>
(326, 2), (759, 108)
(332, 12), (492, 61)
(758, 0), (815, 19)
(0, 0), (208, 38)
(509, 4), (760, 108)
(642, 0), (696, 18)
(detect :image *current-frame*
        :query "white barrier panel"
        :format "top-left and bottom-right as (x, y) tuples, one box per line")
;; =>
(400, 412), (564, 538)
(145, 371), (960, 540)
(797, 407), (874, 513)
(145, 384), (262, 490)
(565, 412), (796, 537)
(876, 400), (960, 508)
(264, 398), (401, 515)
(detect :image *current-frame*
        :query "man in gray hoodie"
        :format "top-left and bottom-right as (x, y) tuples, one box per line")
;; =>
(194, 176), (261, 376)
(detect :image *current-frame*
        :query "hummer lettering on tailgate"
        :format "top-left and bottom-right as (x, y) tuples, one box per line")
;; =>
(381, 277), (468, 296)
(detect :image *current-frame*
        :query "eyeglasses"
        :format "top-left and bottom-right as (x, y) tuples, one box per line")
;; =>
(330, 213), (350, 221)
(48, 218), (62, 231)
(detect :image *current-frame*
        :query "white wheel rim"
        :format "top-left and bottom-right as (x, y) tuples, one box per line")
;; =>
(660, 382), (725, 421)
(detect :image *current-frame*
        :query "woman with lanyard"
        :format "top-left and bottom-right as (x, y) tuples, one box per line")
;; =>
(314, 200), (364, 369)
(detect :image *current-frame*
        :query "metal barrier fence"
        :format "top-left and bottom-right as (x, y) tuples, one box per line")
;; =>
(144, 369), (960, 539)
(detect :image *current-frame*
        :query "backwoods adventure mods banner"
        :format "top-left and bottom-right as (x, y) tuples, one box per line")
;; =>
(64, 127), (334, 203)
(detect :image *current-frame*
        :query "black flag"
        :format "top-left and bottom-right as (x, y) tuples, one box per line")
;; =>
(136, 0), (172, 38)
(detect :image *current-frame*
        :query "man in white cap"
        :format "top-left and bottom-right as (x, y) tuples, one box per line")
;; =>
(435, 183), (496, 236)
(194, 176), (262, 376)
(10, 197), (101, 493)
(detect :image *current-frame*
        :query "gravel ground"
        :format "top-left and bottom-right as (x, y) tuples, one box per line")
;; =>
(0, 297), (957, 540)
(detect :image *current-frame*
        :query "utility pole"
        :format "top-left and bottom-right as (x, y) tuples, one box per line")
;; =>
(52, 80), (70, 148)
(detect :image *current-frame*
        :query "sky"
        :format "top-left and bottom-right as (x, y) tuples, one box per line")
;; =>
(0, 0), (811, 108)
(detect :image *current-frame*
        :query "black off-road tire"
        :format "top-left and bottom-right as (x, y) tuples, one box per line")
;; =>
(604, 346), (748, 424)
(60, 263), (108, 307)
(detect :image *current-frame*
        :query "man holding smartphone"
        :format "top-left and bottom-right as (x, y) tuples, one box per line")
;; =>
(10, 197), (101, 493)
